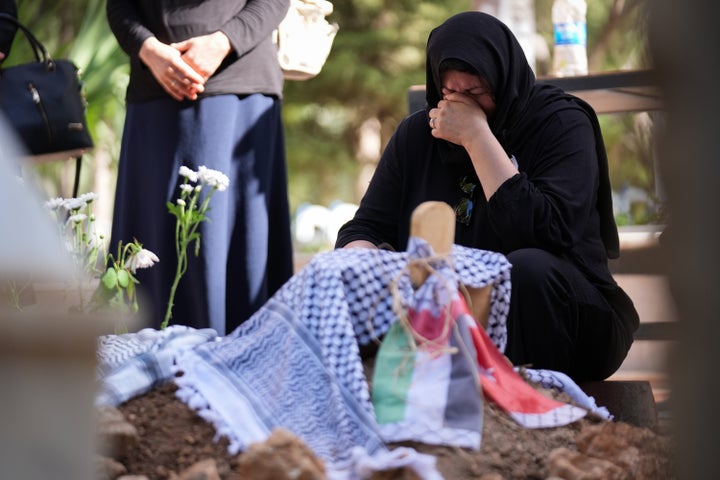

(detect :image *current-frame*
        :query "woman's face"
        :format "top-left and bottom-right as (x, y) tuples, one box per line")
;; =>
(440, 70), (496, 117)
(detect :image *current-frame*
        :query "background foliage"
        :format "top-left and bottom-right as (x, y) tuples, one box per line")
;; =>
(9, 0), (656, 233)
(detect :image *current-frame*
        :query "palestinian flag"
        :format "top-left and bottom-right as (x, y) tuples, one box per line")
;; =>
(372, 243), (587, 450)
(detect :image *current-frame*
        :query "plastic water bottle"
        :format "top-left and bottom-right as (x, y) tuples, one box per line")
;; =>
(551, 0), (588, 77)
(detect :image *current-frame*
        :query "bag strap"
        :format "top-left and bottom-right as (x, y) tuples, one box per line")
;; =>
(72, 156), (82, 199)
(0, 13), (51, 64)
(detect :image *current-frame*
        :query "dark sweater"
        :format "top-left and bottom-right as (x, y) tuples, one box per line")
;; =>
(106, 0), (289, 102)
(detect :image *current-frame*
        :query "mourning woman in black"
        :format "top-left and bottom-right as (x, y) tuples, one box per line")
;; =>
(335, 11), (639, 382)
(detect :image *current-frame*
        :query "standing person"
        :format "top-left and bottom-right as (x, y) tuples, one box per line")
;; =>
(0, 0), (17, 62)
(107, 0), (294, 335)
(335, 11), (639, 382)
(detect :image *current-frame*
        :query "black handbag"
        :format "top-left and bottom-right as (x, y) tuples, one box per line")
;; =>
(0, 13), (93, 158)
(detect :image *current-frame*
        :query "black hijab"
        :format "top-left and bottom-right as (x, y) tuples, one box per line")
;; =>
(424, 11), (619, 258)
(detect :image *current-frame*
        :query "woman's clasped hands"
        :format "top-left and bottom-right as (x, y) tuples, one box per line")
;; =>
(140, 31), (232, 102)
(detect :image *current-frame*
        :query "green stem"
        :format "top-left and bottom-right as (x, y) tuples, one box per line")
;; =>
(161, 252), (185, 329)
(7, 280), (24, 310)
(162, 213), (191, 329)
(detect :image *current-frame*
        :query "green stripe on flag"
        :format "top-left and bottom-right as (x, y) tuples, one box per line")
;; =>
(372, 321), (416, 423)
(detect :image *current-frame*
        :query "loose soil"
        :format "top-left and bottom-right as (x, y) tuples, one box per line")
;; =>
(102, 357), (676, 480)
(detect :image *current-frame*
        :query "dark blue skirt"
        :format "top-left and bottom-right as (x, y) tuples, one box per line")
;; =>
(111, 94), (293, 334)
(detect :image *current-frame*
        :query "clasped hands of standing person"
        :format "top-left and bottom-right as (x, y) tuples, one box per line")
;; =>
(139, 31), (231, 101)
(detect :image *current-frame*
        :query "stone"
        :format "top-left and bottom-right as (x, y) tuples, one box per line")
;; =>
(176, 458), (220, 480)
(237, 428), (326, 480)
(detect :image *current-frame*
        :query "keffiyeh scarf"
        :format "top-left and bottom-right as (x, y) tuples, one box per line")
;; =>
(171, 242), (511, 475)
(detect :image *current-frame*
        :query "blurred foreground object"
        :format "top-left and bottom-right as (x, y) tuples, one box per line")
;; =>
(650, 0), (720, 477)
(0, 115), (112, 480)
(0, 113), (71, 280)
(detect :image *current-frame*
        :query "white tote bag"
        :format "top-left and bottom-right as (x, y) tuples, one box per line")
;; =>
(274, 0), (339, 80)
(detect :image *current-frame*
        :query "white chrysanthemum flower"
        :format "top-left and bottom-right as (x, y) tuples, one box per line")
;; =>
(177, 199), (186, 206)
(67, 213), (87, 224)
(179, 166), (198, 183)
(45, 197), (64, 210)
(78, 192), (98, 203)
(195, 185), (202, 193)
(180, 184), (194, 193)
(63, 197), (87, 211)
(197, 166), (230, 192)
(125, 248), (160, 274)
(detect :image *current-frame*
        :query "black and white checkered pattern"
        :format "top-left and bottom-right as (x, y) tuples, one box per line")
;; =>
(258, 242), (512, 407)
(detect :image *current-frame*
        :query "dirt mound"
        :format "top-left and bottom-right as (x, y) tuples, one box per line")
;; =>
(95, 380), (675, 480)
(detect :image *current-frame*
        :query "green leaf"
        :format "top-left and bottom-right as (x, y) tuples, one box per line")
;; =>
(101, 268), (118, 289)
(167, 202), (181, 216)
(117, 269), (130, 288)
